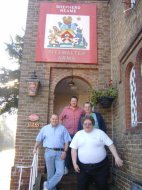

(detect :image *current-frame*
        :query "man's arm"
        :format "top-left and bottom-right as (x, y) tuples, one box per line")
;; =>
(71, 148), (80, 173)
(78, 115), (83, 131)
(108, 144), (123, 167)
(64, 142), (69, 152)
(33, 141), (42, 154)
(59, 107), (67, 124)
(96, 112), (107, 133)
(59, 111), (64, 124)
(61, 142), (69, 160)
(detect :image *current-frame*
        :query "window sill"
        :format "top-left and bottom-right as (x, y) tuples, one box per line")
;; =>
(124, 124), (142, 134)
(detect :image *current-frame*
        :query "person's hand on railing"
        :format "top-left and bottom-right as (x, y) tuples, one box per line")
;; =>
(33, 148), (37, 155)
(33, 142), (41, 155)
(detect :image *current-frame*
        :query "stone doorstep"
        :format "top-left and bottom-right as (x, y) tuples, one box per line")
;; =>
(39, 172), (117, 190)
(57, 185), (116, 190)
(58, 180), (117, 190)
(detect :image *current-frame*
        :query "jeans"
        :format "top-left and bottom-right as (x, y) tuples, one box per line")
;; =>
(44, 149), (64, 190)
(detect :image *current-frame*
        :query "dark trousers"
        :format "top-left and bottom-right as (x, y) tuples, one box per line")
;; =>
(65, 146), (72, 169)
(65, 134), (74, 169)
(77, 157), (109, 190)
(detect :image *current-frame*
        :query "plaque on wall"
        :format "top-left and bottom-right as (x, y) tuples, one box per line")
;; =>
(27, 114), (41, 128)
(36, 2), (97, 64)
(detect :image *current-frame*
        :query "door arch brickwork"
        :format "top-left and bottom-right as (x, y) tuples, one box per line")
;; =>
(48, 67), (98, 119)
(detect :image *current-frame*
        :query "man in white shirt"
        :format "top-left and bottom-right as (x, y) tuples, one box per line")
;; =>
(70, 115), (123, 190)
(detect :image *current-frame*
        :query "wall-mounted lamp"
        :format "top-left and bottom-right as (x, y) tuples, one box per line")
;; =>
(27, 71), (40, 96)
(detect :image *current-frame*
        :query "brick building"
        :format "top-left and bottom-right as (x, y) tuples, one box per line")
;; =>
(10, 0), (142, 190)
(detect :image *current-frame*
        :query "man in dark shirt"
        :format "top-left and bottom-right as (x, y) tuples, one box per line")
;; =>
(78, 102), (106, 133)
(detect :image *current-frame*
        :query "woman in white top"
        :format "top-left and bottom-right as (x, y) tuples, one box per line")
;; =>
(70, 115), (123, 190)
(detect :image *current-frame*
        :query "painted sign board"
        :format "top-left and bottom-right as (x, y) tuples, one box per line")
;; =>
(36, 2), (97, 64)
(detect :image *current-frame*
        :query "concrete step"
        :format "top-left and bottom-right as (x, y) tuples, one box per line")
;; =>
(58, 181), (116, 190)
(40, 170), (117, 190)
(58, 171), (117, 190)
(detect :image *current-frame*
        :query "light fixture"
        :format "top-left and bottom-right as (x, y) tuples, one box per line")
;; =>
(27, 71), (40, 96)
(68, 69), (77, 90)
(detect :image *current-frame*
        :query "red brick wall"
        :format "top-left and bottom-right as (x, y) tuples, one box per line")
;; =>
(110, 0), (142, 189)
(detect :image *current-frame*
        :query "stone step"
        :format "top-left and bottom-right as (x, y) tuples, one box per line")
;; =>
(58, 171), (117, 190)
(40, 171), (117, 190)
(58, 183), (117, 190)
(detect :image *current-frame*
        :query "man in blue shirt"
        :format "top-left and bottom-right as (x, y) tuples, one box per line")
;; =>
(33, 114), (71, 190)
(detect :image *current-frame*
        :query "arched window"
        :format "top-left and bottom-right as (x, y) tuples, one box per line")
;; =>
(125, 63), (133, 129)
(131, 0), (136, 8)
(123, 0), (136, 9)
(125, 49), (142, 129)
(135, 48), (142, 127)
(130, 67), (137, 127)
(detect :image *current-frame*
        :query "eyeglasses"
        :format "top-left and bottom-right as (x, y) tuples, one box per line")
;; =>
(83, 123), (92, 127)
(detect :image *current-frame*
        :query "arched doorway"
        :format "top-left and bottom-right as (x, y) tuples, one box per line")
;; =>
(54, 76), (91, 114)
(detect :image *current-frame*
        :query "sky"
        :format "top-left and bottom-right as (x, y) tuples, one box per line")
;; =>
(0, 0), (29, 69)
(0, 0), (29, 131)
(0, 3), (29, 188)
(0, 4), (29, 187)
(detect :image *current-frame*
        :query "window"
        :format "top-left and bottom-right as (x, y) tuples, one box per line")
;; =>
(130, 67), (137, 127)
(131, 0), (136, 8)
(123, 0), (136, 10)
(121, 35), (142, 130)
(125, 63), (133, 129)
(125, 50), (142, 130)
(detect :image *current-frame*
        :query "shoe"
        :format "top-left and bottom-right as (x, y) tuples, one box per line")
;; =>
(43, 181), (48, 190)
(64, 167), (69, 175)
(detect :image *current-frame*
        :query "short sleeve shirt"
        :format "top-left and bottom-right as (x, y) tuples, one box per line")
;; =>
(70, 129), (113, 164)
(36, 124), (71, 148)
(59, 106), (83, 135)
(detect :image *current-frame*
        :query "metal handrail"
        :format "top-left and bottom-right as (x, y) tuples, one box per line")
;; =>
(29, 150), (38, 190)
(16, 150), (38, 190)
